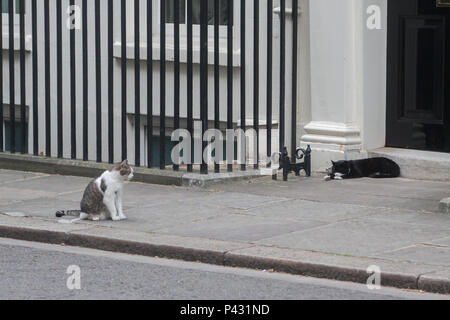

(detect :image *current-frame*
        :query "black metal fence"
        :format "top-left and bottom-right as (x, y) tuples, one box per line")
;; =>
(0, 0), (300, 175)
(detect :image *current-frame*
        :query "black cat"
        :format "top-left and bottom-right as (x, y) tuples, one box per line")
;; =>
(325, 157), (400, 180)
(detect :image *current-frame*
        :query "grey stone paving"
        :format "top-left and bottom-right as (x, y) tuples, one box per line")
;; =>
(156, 214), (326, 242)
(0, 168), (450, 272)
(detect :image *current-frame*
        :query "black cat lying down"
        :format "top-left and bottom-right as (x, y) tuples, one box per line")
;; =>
(325, 157), (400, 180)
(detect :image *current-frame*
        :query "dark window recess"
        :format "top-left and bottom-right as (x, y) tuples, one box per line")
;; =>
(5, 121), (28, 153)
(1, 0), (22, 14)
(165, 0), (232, 25)
(147, 136), (178, 167)
(149, 136), (238, 167)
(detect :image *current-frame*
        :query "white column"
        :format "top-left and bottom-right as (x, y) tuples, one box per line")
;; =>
(301, 0), (365, 171)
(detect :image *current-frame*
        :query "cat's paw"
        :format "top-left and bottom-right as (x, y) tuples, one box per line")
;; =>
(324, 175), (332, 181)
(112, 215), (127, 221)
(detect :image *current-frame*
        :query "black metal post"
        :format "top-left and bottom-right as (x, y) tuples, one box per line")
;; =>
(291, 0), (298, 162)
(279, 0), (286, 152)
(19, 0), (25, 154)
(135, 0), (141, 167)
(121, 0), (127, 161)
(240, 0), (246, 171)
(95, 0), (102, 163)
(279, 145), (311, 181)
(147, 0), (153, 168)
(44, 0), (50, 157)
(160, 0), (166, 169)
(82, 0), (88, 161)
(267, 0), (273, 169)
(9, 0), (15, 154)
(174, 0), (181, 172)
(70, 0), (76, 159)
(187, 0), (193, 172)
(108, 0), (114, 163)
(253, 0), (260, 169)
(214, 0), (220, 173)
(32, 0), (38, 156)
(200, 0), (208, 174)
(56, 0), (62, 158)
(227, 0), (233, 172)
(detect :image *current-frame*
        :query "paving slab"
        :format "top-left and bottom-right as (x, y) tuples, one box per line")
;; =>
(0, 186), (57, 205)
(245, 199), (386, 223)
(0, 169), (46, 185)
(55, 190), (86, 202)
(363, 210), (450, 229)
(120, 182), (209, 208)
(376, 245), (450, 267)
(0, 197), (81, 219)
(155, 214), (326, 242)
(5, 175), (91, 194)
(211, 177), (450, 212)
(179, 191), (287, 211)
(75, 202), (235, 232)
(255, 219), (450, 257)
(427, 237), (450, 247)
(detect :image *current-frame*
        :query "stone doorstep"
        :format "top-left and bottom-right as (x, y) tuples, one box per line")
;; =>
(369, 147), (450, 182)
(0, 153), (267, 188)
(0, 215), (449, 295)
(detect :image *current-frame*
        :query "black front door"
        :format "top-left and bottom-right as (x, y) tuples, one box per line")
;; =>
(387, 0), (450, 152)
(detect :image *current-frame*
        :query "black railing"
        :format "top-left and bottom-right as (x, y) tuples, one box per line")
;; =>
(0, 0), (302, 176)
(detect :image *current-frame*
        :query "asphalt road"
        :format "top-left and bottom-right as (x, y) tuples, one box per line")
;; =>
(0, 238), (447, 300)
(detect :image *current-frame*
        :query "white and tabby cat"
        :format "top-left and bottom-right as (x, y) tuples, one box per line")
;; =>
(56, 160), (134, 223)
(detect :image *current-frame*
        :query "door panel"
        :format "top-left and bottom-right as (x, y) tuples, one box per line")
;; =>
(387, 0), (450, 152)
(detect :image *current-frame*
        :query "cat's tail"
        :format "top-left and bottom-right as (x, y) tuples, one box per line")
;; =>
(55, 210), (81, 218)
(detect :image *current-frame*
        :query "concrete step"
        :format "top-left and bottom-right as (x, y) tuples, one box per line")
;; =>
(369, 147), (450, 182)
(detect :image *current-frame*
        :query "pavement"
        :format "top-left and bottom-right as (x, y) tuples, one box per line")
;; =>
(1, 168), (450, 294)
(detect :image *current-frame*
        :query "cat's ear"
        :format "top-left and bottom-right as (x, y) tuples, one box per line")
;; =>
(121, 159), (129, 166)
(331, 161), (336, 166)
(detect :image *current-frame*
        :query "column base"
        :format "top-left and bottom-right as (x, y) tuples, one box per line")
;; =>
(300, 122), (367, 172)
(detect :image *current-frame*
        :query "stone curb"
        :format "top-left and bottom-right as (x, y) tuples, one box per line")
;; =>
(0, 153), (265, 187)
(0, 223), (449, 295)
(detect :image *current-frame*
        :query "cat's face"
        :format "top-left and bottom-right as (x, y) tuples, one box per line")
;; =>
(114, 160), (134, 180)
(331, 160), (350, 175)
